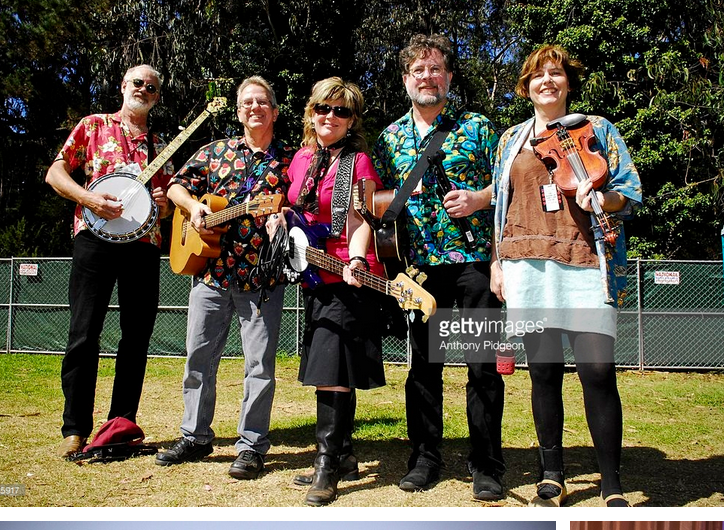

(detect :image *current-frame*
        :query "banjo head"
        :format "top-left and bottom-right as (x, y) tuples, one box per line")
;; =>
(82, 172), (158, 243)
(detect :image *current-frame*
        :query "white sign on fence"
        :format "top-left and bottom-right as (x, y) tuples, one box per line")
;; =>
(654, 270), (680, 285)
(18, 263), (39, 276)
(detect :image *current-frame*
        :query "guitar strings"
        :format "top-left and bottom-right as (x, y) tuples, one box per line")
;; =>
(288, 241), (405, 298)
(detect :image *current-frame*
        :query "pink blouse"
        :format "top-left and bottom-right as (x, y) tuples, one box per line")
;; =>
(287, 147), (384, 284)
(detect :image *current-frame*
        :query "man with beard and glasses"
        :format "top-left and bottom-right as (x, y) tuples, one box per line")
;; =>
(46, 65), (174, 458)
(372, 34), (506, 501)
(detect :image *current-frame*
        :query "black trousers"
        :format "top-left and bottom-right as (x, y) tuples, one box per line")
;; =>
(61, 230), (160, 437)
(405, 261), (505, 476)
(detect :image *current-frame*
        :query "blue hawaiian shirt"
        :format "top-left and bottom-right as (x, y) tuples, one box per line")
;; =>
(372, 101), (498, 266)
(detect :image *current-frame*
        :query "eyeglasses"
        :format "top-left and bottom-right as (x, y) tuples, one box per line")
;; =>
(313, 103), (353, 119)
(131, 78), (158, 94)
(407, 66), (446, 79)
(239, 98), (272, 109)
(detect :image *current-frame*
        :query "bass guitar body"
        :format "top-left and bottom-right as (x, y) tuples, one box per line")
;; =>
(285, 208), (331, 290)
(284, 207), (436, 319)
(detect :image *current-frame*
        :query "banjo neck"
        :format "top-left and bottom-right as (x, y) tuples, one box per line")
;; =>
(136, 97), (227, 186)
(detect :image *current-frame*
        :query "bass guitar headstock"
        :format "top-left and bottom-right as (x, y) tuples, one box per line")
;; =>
(389, 273), (437, 322)
(206, 97), (228, 115)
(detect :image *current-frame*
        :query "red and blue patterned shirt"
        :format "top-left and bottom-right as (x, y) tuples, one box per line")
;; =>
(170, 137), (293, 290)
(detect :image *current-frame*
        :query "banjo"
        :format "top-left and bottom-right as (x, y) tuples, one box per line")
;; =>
(82, 97), (227, 243)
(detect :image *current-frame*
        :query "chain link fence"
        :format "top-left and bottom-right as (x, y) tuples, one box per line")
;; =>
(1, 257), (722, 369)
(0, 257), (408, 363)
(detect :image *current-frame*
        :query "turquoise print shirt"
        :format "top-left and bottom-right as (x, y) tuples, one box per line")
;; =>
(491, 115), (643, 306)
(372, 101), (499, 266)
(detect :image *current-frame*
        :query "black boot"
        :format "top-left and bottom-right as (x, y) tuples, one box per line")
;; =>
(294, 389), (359, 486)
(528, 446), (567, 507)
(305, 390), (349, 506)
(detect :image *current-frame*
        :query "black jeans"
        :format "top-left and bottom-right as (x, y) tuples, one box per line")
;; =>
(405, 261), (505, 476)
(61, 230), (160, 437)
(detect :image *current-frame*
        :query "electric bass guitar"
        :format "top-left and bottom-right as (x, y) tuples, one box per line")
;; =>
(82, 97), (227, 243)
(170, 193), (284, 275)
(285, 208), (436, 320)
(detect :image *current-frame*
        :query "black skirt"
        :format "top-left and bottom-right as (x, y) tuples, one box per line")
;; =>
(298, 282), (386, 390)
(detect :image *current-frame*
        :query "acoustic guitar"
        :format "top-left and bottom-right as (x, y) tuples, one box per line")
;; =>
(169, 193), (283, 275)
(353, 179), (410, 273)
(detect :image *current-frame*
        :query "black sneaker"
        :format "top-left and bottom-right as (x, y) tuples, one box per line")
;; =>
(228, 450), (264, 480)
(399, 462), (440, 492)
(155, 437), (212, 466)
(471, 468), (505, 501)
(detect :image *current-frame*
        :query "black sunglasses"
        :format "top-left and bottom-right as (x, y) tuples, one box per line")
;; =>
(131, 78), (158, 94)
(313, 103), (353, 119)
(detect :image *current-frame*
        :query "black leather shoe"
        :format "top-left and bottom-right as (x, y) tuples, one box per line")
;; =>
(229, 450), (264, 480)
(155, 437), (212, 466)
(472, 469), (505, 501)
(399, 463), (440, 492)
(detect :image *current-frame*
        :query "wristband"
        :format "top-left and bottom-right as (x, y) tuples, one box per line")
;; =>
(349, 256), (370, 271)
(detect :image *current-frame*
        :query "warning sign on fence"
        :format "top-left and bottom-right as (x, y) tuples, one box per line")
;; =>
(18, 264), (39, 276)
(654, 270), (680, 285)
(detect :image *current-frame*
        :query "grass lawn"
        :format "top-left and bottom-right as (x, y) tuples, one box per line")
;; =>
(0, 353), (722, 507)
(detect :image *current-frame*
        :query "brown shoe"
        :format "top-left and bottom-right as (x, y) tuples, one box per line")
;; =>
(57, 435), (87, 458)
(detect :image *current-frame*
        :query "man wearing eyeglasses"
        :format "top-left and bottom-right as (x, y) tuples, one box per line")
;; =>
(156, 76), (293, 481)
(372, 34), (506, 501)
(45, 65), (174, 459)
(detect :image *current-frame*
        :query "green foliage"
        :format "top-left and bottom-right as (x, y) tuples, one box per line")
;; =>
(504, 0), (724, 259)
(1, 0), (723, 259)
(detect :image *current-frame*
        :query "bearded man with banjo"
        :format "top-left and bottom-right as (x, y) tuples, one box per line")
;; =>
(46, 64), (174, 458)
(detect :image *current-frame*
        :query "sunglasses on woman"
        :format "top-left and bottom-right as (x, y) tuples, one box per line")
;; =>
(313, 103), (353, 119)
(131, 78), (158, 94)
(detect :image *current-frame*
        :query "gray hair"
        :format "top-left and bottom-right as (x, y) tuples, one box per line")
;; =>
(124, 65), (163, 86)
(237, 76), (278, 108)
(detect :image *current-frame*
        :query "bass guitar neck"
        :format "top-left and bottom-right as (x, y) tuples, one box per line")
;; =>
(285, 209), (436, 320)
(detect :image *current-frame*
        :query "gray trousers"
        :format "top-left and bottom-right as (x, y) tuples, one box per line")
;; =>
(180, 279), (285, 455)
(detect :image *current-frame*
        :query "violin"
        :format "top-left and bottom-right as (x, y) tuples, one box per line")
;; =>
(530, 113), (619, 246)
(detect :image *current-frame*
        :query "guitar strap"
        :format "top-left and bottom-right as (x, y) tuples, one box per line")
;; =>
(380, 116), (455, 228)
(329, 148), (357, 238)
(218, 148), (274, 206)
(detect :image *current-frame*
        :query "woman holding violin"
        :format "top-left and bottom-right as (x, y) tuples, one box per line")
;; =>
(491, 45), (642, 507)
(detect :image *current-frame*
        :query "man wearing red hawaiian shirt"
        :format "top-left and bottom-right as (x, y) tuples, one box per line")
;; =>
(46, 64), (174, 458)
